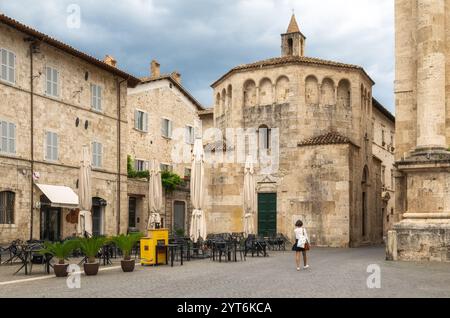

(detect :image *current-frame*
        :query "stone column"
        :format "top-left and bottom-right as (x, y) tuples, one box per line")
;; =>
(415, 0), (446, 151)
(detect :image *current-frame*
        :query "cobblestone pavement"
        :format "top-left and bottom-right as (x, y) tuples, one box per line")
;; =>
(1, 246), (449, 298)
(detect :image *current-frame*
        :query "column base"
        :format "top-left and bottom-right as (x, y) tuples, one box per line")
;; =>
(401, 147), (450, 164)
(392, 219), (450, 262)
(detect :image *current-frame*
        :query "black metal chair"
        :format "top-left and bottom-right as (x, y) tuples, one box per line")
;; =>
(2, 240), (23, 265)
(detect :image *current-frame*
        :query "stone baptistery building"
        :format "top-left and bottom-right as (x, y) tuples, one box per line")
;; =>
(205, 15), (393, 247)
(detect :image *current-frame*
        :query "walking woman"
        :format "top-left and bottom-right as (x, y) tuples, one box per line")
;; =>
(293, 220), (310, 271)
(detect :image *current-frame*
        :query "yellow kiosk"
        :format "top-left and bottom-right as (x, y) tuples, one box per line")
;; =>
(140, 229), (169, 266)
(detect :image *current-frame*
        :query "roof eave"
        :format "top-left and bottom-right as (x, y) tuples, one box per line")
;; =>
(0, 13), (140, 87)
(141, 76), (205, 111)
(212, 58), (375, 88)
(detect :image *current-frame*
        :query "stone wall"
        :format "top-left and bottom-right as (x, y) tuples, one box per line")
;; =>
(127, 178), (192, 235)
(372, 105), (396, 236)
(127, 78), (200, 178)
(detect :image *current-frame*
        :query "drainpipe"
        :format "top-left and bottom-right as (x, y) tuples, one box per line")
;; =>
(116, 77), (129, 235)
(27, 40), (39, 241)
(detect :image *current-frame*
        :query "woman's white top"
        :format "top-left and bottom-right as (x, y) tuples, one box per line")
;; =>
(294, 227), (309, 242)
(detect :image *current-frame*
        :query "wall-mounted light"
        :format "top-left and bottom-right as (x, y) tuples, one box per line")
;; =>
(85, 71), (89, 81)
(75, 118), (80, 127)
(85, 120), (89, 130)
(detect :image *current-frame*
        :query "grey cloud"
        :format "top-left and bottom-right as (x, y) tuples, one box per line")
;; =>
(0, 0), (394, 111)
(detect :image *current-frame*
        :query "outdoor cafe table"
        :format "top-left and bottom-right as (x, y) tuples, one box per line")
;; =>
(211, 241), (237, 262)
(155, 244), (184, 267)
(13, 244), (53, 276)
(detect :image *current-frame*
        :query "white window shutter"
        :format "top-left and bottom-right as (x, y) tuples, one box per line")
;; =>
(53, 69), (59, 97)
(144, 113), (148, 132)
(0, 121), (5, 152)
(53, 133), (58, 160)
(161, 118), (165, 136)
(168, 120), (172, 138)
(135, 110), (139, 130)
(9, 123), (15, 154)
(45, 132), (49, 159)
(97, 86), (102, 110)
(91, 84), (95, 108)
(8, 51), (15, 83)
(99, 143), (103, 167)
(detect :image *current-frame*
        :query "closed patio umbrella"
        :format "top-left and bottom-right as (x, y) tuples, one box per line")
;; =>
(243, 155), (256, 237)
(147, 159), (163, 230)
(78, 145), (92, 237)
(189, 138), (206, 243)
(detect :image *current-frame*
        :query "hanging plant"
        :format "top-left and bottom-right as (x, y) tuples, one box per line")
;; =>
(161, 170), (183, 191)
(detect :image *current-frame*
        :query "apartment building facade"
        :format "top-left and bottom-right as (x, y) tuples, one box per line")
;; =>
(0, 14), (139, 243)
(127, 60), (205, 235)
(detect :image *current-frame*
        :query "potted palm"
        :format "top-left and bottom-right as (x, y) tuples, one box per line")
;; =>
(39, 240), (78, 277)
(78, 237), (108, 276)
(112, 233), (143, 272)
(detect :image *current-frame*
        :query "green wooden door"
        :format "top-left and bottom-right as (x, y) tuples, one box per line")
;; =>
(258, 193), (277, 237)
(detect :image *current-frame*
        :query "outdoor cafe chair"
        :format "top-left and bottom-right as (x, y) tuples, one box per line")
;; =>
(1, 240), (23, 265)
(28, 243), (53, 275)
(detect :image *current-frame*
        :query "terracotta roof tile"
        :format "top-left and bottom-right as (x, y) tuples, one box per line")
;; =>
(298, 132), (352, 147)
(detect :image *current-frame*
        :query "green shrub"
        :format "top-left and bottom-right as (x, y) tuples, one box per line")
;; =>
(162, 170), (183, 191)
(39, 240), (79, 265)
(78, 237), (108, 264)
(112, 233), (143, 261)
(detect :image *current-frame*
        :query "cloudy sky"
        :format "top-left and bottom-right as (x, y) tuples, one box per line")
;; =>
(0, 0), (395, 112)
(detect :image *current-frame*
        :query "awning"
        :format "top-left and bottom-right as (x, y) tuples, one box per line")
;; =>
(35, 184), (79, 209)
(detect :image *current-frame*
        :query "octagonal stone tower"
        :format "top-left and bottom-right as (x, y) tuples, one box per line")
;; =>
(391, 0), (450, 262)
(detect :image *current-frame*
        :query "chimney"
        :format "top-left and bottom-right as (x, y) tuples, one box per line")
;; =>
(103, 55), (117, 67)
(151, 60), (161, 78)
(171, 71), (181, 85)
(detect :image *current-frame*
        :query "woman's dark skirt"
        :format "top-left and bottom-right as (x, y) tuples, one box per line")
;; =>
(292, 240), (306, 252)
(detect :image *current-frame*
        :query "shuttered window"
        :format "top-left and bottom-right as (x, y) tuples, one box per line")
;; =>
(185, 125), (194, 144)
(91, 84), (102, 111)
(0, 120), (16, 155)
(92, 142), (103, 168)
(46, 66), (59, 97)
(134, 110), (148, 132)
(45, 131), (58, 161)
(0, 48), (15, 84)
(160, 164), (172, 172)
(0, 191), (15, 225)
(161, 118), (172, 139)
(135, 160), (148, 172)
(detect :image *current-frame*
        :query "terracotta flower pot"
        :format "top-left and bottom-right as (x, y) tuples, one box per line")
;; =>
(53, 264), (69, 277)
(121, 259), (135, 272)
(83, 262), (100, 276)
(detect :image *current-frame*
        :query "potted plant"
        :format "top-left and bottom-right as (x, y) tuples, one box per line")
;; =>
(112, 233), (143, 272)
(78, 237), (108, 276)
(39, 240), (78, 277)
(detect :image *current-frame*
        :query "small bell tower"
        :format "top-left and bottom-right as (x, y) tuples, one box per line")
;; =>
(281, 14), (306, 57)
